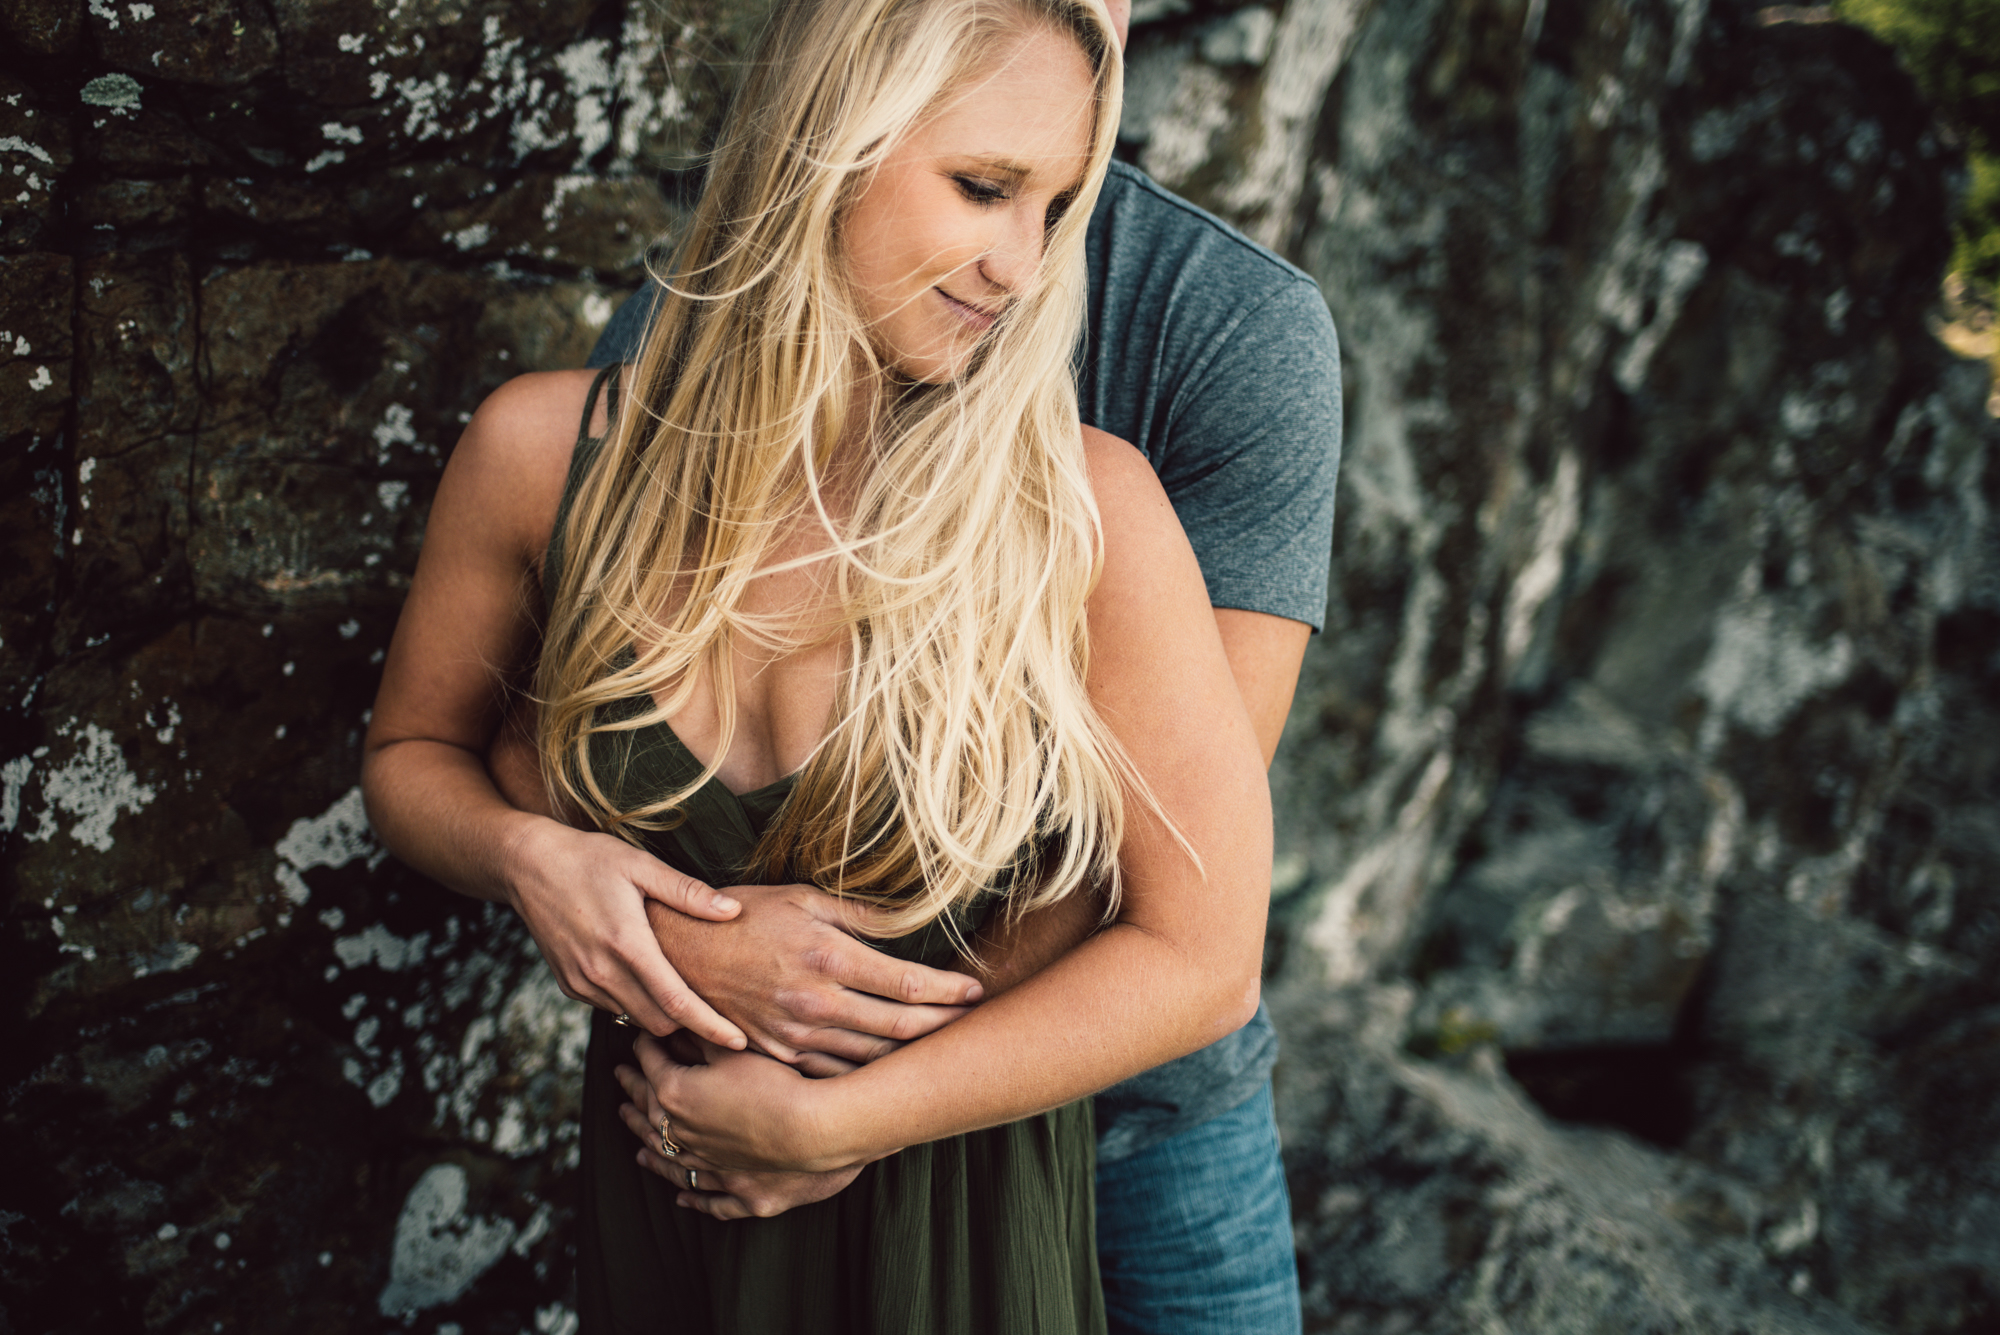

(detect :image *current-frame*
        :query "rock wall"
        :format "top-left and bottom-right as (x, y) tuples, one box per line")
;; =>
(2, 0), (1995, 1330)
(0, 2), (738, 1330)
(1191, 0), (2000, 1327)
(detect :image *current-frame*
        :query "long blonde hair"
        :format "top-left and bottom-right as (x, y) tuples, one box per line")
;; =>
(538, 0), (1132, 935)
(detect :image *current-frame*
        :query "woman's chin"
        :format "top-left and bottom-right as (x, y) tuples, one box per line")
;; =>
(890, 355), (967, 385)
(878, 331), (981, 385)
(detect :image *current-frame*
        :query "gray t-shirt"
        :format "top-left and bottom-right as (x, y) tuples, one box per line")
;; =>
(588, 158), (1343, 1160)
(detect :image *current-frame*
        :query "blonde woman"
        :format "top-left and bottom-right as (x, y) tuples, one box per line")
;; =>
(361, 0), (1270, 1327)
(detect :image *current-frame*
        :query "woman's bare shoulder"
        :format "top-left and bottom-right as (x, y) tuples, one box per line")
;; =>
(1075, 424), (1213, 639)
(1079, 425), (1182, 548)
(1079, 423), (1144, 475)
(440, 367), (604, 560)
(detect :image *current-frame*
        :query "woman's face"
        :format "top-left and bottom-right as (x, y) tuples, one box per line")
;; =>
(841, 22), (1097, 383)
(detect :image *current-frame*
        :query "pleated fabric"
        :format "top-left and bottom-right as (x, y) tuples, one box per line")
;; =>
(579, 1001), (1101, 1334)
(556, 368), (1106, 1335)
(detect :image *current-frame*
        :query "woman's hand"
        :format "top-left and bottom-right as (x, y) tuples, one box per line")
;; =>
(505, 818), (748, 1046)
(613, 1058), (865, 1219)
(631, 430), (1272, 1169)
(628, 1032), (854, 1175)
(490, 693), (983, 1068)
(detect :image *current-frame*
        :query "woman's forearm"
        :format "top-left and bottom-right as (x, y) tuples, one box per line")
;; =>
(808, 887), (1265, 1168)
(680, 755), (1274, 1173)
(657, 435), (1280, 1174)
(365, 733), (755, 1044)
(958, 878), (1105, 997)
(362, 737), (558, 908)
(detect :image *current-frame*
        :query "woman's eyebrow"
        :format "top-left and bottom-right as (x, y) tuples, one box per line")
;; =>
(953, 154), (1033, 179)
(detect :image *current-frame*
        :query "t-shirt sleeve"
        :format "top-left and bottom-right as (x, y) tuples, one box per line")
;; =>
(1158, 276), (1342, 632)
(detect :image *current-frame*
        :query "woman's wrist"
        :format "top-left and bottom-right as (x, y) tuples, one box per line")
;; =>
(493, 808), (575, 913)
(784, 1064), (885, 1172)
(797, 1062), (929, 1172)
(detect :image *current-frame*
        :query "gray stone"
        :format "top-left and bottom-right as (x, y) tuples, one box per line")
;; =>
(0, 2), (709, 1326)
(1274, 985), (1872, 1333)
(4, 0), (1999, 1328)
(0, 75), (72, 253)
(89, 0), (280, 90)
(0, 0), (84, 58)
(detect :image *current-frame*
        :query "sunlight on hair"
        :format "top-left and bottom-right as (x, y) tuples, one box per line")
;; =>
(536, 0), (1180, 945)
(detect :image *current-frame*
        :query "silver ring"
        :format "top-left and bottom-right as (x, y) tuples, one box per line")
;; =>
(686, 1169), (699, 1191)
(613, 1012), (638, 1028)
(659, 1114), (683, 1158)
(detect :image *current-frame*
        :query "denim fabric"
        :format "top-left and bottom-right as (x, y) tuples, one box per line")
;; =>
(1094, 1084), (1302, 1335)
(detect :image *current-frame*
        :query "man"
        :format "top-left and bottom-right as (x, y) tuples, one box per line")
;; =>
(511, 6), (1339, 1326)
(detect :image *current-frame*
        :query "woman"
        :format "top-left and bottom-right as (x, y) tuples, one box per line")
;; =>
(359, 0), (1271, 1327)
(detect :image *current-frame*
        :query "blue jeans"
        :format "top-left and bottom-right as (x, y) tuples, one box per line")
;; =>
(1094, 1083), (1303, 1334)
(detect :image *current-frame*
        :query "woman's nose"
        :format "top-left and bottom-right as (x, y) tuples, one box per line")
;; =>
(977, 205), (1045, 294)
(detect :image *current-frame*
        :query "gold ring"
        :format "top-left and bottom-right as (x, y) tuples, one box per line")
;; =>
(660, 1114), (683, 1158)
(613, 1013), (638, 1028)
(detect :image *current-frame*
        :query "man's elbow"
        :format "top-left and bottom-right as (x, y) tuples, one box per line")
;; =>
(1187, 943), (1262, 1041)
(1217, 972), (1262, 1036)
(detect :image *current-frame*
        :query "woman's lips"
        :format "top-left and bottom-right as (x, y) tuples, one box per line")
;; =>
(935, 287), (999, 332)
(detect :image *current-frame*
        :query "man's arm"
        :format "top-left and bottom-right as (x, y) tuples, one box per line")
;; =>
(608, 614), (1302, 1218)
(487, 694), (986, 1067)
(611, 876), (1109, 1222)
(1214, 608), (1310, 767)
(486, 603), (1304, 1069)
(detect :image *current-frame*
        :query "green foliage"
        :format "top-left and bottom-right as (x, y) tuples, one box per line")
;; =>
(1837, 0), (2000, 151)
(1837, 0), (2000, 290)
(1406, 1006), (1502, 1059)
(1959, 151), (2000, 287)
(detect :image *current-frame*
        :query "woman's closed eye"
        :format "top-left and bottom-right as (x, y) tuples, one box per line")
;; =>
(952, 174), (1010, 205)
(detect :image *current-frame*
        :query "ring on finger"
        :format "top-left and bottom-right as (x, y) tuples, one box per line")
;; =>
(660, 1113), (684, 1158)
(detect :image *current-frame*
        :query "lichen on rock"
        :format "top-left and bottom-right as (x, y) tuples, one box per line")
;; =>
(3, 0), (1997, 1329)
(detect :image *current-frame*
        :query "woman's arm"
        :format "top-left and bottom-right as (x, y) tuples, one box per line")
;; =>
(361, 370), (751, 1044)
(647, 427), (1272, 1172)
(608, 883), (1105, 1221)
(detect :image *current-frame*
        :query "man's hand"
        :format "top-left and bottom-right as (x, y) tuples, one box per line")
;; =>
(491, 697), (978, 1060)
(647, 883), (984, 1069)
(614, 1059), (864, 1220)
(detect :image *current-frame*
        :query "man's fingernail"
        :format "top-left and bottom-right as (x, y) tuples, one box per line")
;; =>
(964, 983), (984, 1002)
(712, 895), (740, 913)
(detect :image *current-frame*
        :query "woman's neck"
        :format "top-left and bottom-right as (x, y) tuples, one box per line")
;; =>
(810, 363), (889, 512)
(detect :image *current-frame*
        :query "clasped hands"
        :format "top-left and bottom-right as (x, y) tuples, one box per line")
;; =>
(504, 820), (982, 1220)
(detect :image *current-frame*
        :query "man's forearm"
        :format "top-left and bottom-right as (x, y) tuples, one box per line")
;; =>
(493, 608), (1298, 1057)
(963, 882), (1105, 997)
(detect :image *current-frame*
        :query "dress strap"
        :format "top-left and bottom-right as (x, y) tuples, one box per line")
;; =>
(577, 362), (623, 450)
(545, 362), (627, 615)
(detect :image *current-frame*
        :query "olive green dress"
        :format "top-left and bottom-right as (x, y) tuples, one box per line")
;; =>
(557, 368), (1105, 1335)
